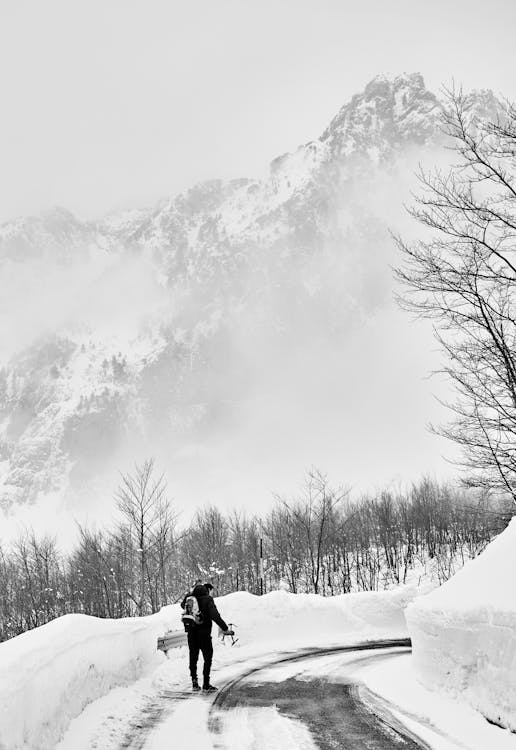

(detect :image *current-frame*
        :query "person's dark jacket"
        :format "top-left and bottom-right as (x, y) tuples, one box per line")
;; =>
(183, 584), (229, 635)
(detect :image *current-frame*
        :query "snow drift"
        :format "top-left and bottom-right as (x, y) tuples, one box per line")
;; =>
(0, 612), (171, 750)
(218, 588), (415, 645)
(0, 587), (416, 749)
(406, 517), (516, 732)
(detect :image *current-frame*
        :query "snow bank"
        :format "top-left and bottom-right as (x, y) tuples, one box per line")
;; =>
(406, 517), (516, 732)
(215, 586), (415, 647)
(0, 609), (179, 750)
(0, 587), (416, 749)
(362, 652), (516, 750)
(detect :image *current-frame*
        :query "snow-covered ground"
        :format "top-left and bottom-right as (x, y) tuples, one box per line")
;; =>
(56, 632), (516, 750)
(3, 562), (516, 750)
(407, 516), (516, 734)
(362, 652), (516, 750)
(1, 587), (413, 749)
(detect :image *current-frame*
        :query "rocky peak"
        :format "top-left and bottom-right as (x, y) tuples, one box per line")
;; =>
(363, 71), (426, 98)
(321, 72), (441, 159)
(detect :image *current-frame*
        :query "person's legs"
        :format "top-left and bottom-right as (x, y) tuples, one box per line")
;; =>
(187, 630), (200, 681)
(199, 633), (214, 688)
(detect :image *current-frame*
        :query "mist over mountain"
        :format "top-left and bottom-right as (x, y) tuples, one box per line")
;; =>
(0, 73), (494, 531)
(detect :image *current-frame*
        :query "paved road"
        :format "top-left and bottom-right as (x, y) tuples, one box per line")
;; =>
(208, 640), (430, 750)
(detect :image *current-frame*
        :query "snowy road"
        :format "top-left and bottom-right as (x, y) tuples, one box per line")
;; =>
(120, 639), (441, 750)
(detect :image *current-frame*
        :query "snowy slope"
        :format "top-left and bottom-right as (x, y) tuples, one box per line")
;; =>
(406, 517), (516, 732)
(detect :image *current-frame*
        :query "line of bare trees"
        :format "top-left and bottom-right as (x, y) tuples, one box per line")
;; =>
(0, 462), (511, 642)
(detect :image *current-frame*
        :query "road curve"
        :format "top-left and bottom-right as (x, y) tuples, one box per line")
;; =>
(207, 639), (431, 750)
(121, 638), (433, 750)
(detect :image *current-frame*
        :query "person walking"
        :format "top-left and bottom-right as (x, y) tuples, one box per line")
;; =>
(181, 582), (233, 692)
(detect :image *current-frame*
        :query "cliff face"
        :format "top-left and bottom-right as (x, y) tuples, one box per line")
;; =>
(0, 74), (484, 510)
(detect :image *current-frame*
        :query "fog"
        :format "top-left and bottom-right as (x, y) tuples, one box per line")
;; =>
(0, 134), (462, 546)
(0, 250), (167, 365)
(150, 151), (457, 518)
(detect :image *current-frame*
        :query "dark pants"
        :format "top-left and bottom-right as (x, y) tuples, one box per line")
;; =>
(187, 630), (213, 686)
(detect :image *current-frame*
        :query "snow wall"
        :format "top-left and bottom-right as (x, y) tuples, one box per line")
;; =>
(0, 587), (415, 750)
(406, 517), (516, 732)
(0, 611), (173, 750)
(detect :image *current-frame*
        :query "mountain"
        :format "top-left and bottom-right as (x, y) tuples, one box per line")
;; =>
(0, 73), (492, 516)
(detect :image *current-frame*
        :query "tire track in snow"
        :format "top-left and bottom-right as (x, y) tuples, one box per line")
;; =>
(208, 639), (432, 750)
(122, 639), (432, 749)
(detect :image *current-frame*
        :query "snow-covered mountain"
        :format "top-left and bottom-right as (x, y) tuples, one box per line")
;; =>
(0, 73), (494, 515)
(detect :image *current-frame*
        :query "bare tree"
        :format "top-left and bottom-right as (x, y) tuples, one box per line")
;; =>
(71, 527), (119, 617)
(266, 502), (305, 593)
(395, 88), (516, 502)
(116, 459), (176, 614)
(181, 506), (231, 590)
(226, 512), (260, 592)
(272, 470), (349, 594)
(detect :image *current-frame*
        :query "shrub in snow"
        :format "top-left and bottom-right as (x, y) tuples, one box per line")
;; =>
(406, 517), (516, 732)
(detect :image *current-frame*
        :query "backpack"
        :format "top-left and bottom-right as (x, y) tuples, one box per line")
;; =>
(181, 594), (203, 631)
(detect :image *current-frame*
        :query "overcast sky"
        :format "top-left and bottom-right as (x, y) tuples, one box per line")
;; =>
(1, 0), (515, 224)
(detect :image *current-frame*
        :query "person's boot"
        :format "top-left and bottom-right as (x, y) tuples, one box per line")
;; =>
(202, 684), (218, 692)
(192, 677), (201, 692)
